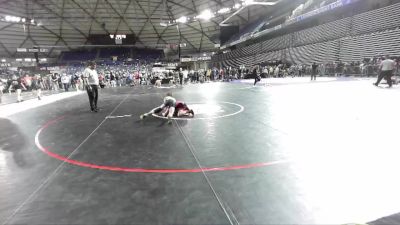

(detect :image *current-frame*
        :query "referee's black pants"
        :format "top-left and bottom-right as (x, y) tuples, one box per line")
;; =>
(376, 70), (393, 87)
(86, 85), (99, 111)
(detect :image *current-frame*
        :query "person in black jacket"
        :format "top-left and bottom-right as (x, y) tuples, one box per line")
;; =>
(253, 65), (261, 86)
(311, 62), (318, 81)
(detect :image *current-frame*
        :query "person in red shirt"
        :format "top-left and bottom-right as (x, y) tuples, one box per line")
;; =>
(174, 101), (194, 117)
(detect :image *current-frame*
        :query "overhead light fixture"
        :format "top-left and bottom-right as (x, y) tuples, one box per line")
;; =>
(241, 0), (277, 6)
(160, 20), (174, 27)
(218, 8), (231, 14)
(16, 58), (23, 62)
(40, 58), (47, 62)
(5, 15), (21, 22)
(21, 18), (25, 23)
(1, 59), (6, 62)
(243, 0), (254, 5)
(234, 3), (242, 9)
(196, 9), (215, 20)
(24, 58), (32, 62)
(176, 16), (187, 24)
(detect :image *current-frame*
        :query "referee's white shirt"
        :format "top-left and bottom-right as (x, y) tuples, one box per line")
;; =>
(83, 67), (99, 85)
(380, 59), (395, 71)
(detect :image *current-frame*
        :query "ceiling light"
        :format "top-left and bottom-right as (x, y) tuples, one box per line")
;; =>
(5, 15), (21, 22)
(160, 20), (175, 27)
(196, 9), (214, 20)
(1, 59), (6, 62)
(234, 3), (242, 9)
(243, 0), (254, 6)
(24, 58), (32, 62)
(176, 16), (187, 24)
(16, 58), (22, 62)
(21, 18), (25, 23)
(242, 0), (277, 6)
(218, 8), (231, 14)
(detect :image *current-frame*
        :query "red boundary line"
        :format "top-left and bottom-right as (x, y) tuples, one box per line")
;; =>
(35, 117), (290, 173)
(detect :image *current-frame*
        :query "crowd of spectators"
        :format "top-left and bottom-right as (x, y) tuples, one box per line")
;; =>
(216, 57), (400, 80)
(1, 56), (399, 103)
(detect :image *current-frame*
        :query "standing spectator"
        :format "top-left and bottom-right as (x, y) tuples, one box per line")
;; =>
(23, 74), (32, 90)
(83, 61), (100, 112)
(311, 62), (318, 81)
(61, 73), (70, 91)
(274, 66), (280, 78)
(0, 78), (4, 103)
(115, 73), (120, 87)
(32, 74), (43, 100)
(51, 73), (59, 91)
(263, 66), (269, 78)
(179, 68), (184, 85)
(269, 66), (275, 77)
(183, 69), (188, 84)
(253, 65), (261, 86)
(374, 55), (396, 88)
(320, 63), (325, 77)
(206, 69), (211, 82)
(10, 75), (26, 103)
(110, 72), (116, 87)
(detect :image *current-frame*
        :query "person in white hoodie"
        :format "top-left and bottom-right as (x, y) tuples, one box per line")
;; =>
(61, 73), (70, 91)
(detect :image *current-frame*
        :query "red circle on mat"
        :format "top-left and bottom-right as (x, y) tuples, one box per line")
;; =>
(35, 117), (290, 173)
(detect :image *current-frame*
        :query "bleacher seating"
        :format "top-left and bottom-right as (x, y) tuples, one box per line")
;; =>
(99, 48), (131, 59)
(352, 3), (400, 35)
(293, 17), (351, 46)
(60, 47), (163, 63)
(213, 2), (400, 67)
(340, 28), (400, 62)
(61, 49), (97, 61)
(289, 40), (339, 64)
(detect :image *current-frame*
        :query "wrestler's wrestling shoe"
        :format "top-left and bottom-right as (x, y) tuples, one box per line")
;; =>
(140, 114), (147, 120)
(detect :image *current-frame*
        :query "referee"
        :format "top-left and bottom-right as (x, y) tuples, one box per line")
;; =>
(83, 61), (100, 112)
(374, 55), (395, 88)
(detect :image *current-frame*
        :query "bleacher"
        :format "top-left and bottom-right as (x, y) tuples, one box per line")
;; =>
(352, 3), (400, 35)
(293, 17), (351, 46)
(99, 48), (131, 59)
(213, 2), (400, 67)
(340, 28), (400, 62)
(289, 40), (338, 64)
(60, 47), (164, 63)
(61, 49), (97, 62)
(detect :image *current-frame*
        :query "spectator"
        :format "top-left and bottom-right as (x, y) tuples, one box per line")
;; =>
(61, 73), (70, 91)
